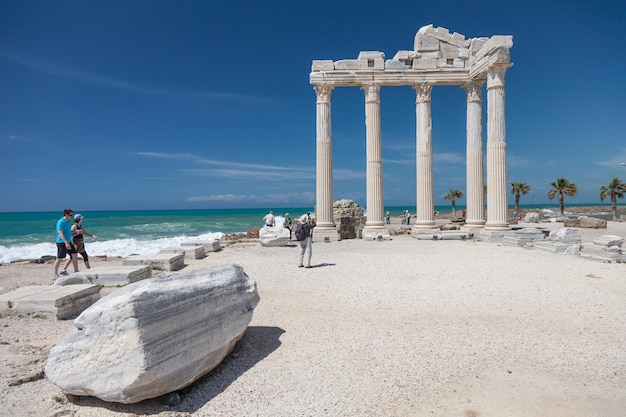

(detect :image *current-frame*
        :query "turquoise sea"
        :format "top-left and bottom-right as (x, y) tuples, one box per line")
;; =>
(0, 204), (616, 263)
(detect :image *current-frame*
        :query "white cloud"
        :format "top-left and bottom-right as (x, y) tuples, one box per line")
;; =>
(1, 52), (273, 104)
(134, 151), (315, 181)
(433, 152), (464, 164)
(187, 191), (315, 204)
(595, 148), (626, 169)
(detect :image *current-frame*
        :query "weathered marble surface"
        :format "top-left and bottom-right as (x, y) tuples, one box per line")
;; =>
(592, 235), (624, 248)
(259, 226), (290, 246)
(0, 284), (100, 319)
(45, 264), (259, 403)
(549, 227), (582, 244)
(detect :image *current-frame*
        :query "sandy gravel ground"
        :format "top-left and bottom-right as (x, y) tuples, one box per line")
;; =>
(1, 221), (625, 417)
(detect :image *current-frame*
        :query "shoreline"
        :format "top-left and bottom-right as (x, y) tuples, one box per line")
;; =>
(0, 221), (625, 416)
(2, 204), (623, 264)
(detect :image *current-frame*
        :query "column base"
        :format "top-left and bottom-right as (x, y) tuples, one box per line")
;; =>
(312, 226), (339, 242)
(413, 221), (437, 229)
(484, 221), (509, 231)
(465, 220), (486, 227)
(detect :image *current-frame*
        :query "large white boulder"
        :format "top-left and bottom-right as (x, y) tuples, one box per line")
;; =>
(259, 225), (290, 246)
(45, 264), (259, 404)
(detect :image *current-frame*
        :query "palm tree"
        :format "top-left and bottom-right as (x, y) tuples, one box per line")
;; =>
(600, 177), (626, 221)
(444, 189), (464, 218)
(510, 182), (530, 215)
(547, 178), (578, 216)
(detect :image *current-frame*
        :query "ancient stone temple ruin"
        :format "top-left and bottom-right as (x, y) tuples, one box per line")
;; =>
(309, 25), (513, 241)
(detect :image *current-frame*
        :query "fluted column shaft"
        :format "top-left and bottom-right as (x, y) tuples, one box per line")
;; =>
(362, 83), (385, 229)
(413, 83), (436, 229)
(314, 84), (335, 229)
(485, 65), (510, 229)
(463, 81), (486, 227)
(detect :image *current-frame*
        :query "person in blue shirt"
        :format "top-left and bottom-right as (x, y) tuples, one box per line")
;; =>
(53, 209), (78, 280)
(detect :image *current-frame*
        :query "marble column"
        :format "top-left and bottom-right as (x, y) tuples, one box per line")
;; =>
(463, 81), (486, 227)
(362, 83), (386, 235)
(314, 84), (336, 238)
(413, 83), (436, 230)
(485, 65), (510, 230)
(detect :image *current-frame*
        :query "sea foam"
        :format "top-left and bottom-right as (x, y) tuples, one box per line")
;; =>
(0, 231), (223, 263)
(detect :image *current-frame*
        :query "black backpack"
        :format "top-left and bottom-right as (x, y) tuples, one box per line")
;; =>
(295, 223), (307, 241)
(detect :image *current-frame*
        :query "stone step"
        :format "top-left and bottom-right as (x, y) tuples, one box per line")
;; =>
(0, 284), (100, 319)
(122, 253), (185, 271)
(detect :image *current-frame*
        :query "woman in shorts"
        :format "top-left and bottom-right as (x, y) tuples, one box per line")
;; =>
(61, 214), (98, 274)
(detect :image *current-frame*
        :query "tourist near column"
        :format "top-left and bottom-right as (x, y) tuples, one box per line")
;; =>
(313, 83), (336, 241)
(484, 64), (511, 230)
(463, 80), (486, 227)
(362, 82), (386, 237)
(413, 83), (436, 231)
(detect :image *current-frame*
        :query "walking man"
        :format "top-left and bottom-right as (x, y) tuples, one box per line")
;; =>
(53, 208), (78, 280)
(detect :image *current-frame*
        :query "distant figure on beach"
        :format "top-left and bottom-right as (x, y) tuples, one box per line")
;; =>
(385, 211), (390, 224)
(461, 209), (466, 219)
(283, 213), (293, 239)
(513, 210), (517, 220)
(434, 210), (440, 218)
(53, 209), (78, 280)
(297, 212), (315, 268)
(61, 214), (98, 274)
(263, 211), (275, 227)
(405, 210), (411, 225)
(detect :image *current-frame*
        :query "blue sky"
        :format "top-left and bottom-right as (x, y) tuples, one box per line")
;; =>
(1, 0), (625, 212)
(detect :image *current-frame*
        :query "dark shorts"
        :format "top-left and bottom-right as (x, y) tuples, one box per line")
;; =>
(56, 242), (77, 258)
(73, 238), (88, 261)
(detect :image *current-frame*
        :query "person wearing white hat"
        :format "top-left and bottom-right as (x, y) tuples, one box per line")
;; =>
(61, 214), (98, 274)
(297, 212), (315, 268)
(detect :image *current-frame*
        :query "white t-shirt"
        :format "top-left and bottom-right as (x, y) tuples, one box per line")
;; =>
(263, 213), (275, 226)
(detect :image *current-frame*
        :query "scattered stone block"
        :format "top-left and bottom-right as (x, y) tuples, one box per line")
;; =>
(440, 223), (459, 231)
(549, 227), (581, 244)
(160, 245), (206, 260)
(439, 231), (473, 240)
(259, 226), (290, 247)
(592, 235), (624, 248)
(503, 228), (545, 246)
(45, 264), (259, 404)
(122, 253), (184, 271)
(60, 265), (153, 286)
(578, 216), (607, 229)
(181, 240), (221, 252)
(523, 212), (540, 223)
(0, 284), (100, 319)
(580, 244), (622, 262)
(533, 241), (578, 255)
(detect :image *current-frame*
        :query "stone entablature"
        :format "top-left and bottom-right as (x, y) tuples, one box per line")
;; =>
(310, 25), (512, 86)
(309, 24), (513, 241)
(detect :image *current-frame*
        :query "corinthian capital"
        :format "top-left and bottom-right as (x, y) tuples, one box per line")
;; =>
(486, 64), (510, 90)
(361, 83), (381, 103)
(414, 83), (432, 104)
(314, 84), (334, 102)
(463, 81), (483, 103)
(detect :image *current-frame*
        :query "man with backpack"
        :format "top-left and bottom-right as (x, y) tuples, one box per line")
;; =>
(296, 212), (315, 268)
